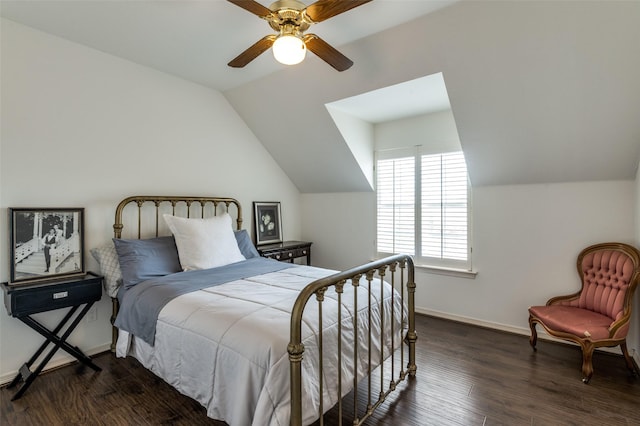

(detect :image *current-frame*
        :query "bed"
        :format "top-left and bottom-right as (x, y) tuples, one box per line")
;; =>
(91, 195), (417, 426)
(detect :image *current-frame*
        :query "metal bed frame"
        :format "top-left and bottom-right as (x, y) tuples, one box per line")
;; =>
(109, 195), (417, 426)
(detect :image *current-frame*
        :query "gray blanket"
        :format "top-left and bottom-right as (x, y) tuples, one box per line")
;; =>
(114, 257), (295, 345)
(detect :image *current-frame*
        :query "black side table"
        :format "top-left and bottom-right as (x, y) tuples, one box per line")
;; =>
(2, 272), (103, 400)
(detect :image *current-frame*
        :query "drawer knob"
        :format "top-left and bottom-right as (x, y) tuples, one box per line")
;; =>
(288, 253), (293, 257)
(276, 255), (281, 259)
(302, 250), (307, 254)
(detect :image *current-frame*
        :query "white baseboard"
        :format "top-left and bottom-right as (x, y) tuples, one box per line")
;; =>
(0, 343), (111, 387)
(415, 307), (631, 356)
(416, 307), (530, 336)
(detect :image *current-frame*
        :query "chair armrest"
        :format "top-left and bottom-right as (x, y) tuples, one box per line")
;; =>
(608, 309), (632, 338)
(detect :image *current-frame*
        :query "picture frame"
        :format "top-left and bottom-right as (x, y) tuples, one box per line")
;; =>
(8, 208), (85, 285)
(253, 202), (282, 246)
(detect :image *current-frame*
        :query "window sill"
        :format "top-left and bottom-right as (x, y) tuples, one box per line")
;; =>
(414, 264), (477, 279)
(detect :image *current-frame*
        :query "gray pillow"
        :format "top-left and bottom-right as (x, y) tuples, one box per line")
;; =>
(113, 236), (181, 289)
(234, 230), (260, 259)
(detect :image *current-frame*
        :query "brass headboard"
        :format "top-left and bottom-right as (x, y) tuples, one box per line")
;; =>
(113, 195), (243, 240)
(109, 195), (243, 351)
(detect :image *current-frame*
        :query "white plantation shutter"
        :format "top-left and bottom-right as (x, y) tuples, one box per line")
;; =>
(376, 156), (415, 255)
(376, 149), (471, 270)
(421, 152), (468, 262)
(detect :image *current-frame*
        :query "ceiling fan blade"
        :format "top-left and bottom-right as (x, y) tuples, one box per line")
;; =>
(304, 0), (372, 23)
(304, 34), (353, 71)
(227, 0), (273, 18)
(228, 35), (276, 68)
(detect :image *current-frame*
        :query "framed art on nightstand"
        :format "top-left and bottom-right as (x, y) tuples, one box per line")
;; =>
(253, 202), (282, 246)
(8, 208), (85, 285)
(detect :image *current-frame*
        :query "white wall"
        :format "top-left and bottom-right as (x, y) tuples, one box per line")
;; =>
(302, 180), (636, 340)
(632, 161), (640, 362)
(0, 20), (301, 382)
(301, 192), (375, 271)
(325, 107), (375, 189)
(375, 110), (461, 154)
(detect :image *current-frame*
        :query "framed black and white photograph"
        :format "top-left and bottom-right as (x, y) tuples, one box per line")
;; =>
(253, 202), (282, 246)
(9, 208), (85, 285)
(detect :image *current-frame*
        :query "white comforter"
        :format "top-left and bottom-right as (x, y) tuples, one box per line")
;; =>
(117, 264), (405, 426)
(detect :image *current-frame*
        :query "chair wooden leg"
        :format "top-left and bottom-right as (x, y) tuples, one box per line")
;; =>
(581, 342), (595, 384)
(620, 341), (640, 376)
(528, 317), (538, 351)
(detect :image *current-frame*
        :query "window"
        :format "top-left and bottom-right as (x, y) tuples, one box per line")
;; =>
(376, 148), (472, 271)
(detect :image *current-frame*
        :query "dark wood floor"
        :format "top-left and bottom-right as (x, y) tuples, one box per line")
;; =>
(2, 315), (639, 425)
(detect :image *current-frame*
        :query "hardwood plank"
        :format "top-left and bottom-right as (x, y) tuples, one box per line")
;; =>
(2, 314), (639, 425)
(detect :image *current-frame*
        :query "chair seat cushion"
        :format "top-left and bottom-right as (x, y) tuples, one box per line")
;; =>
(528, 305), (612, 340)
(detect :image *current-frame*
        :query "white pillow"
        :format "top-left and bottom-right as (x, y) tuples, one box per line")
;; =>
(163, 213), (245, 271)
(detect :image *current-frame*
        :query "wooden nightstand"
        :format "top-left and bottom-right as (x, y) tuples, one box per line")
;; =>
(257, 241), (312, 265)
(2, 272), (103, 400)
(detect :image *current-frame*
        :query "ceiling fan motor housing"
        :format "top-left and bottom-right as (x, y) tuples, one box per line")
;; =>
(268, 0), (311, 33)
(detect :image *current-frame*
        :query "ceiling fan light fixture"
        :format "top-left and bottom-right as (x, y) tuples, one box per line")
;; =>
(272, 34), (306, 65)
(228, 0), (371, 70)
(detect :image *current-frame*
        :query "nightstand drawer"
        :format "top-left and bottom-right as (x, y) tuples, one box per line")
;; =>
(272, 249), (297, 261)
(263, 252), (282, 260)
(272, 248), (309, 260)
(3, 273), (103, 317)
(257, 241), (312, 265)
(290, 247), (309, 258)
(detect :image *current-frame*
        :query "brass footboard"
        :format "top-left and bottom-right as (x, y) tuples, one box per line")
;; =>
(288, 254), (416, 426)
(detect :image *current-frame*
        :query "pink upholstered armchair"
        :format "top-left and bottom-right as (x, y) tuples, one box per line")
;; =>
(528, 242), (640, 383)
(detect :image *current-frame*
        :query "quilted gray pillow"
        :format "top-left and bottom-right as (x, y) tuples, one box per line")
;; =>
(90, 241), (122, 298)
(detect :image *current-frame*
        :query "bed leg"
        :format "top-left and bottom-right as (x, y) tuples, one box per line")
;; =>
(110, 298), (119, 353)
(288, 342), (304, 426)
(406, 266), (417, 376)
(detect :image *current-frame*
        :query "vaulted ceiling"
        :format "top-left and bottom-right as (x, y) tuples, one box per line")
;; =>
(2, 1), (639, 193)
(224, 0), (640, 191)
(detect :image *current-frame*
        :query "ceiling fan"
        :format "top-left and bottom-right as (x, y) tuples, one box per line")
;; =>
(227, 0), (372, 71)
